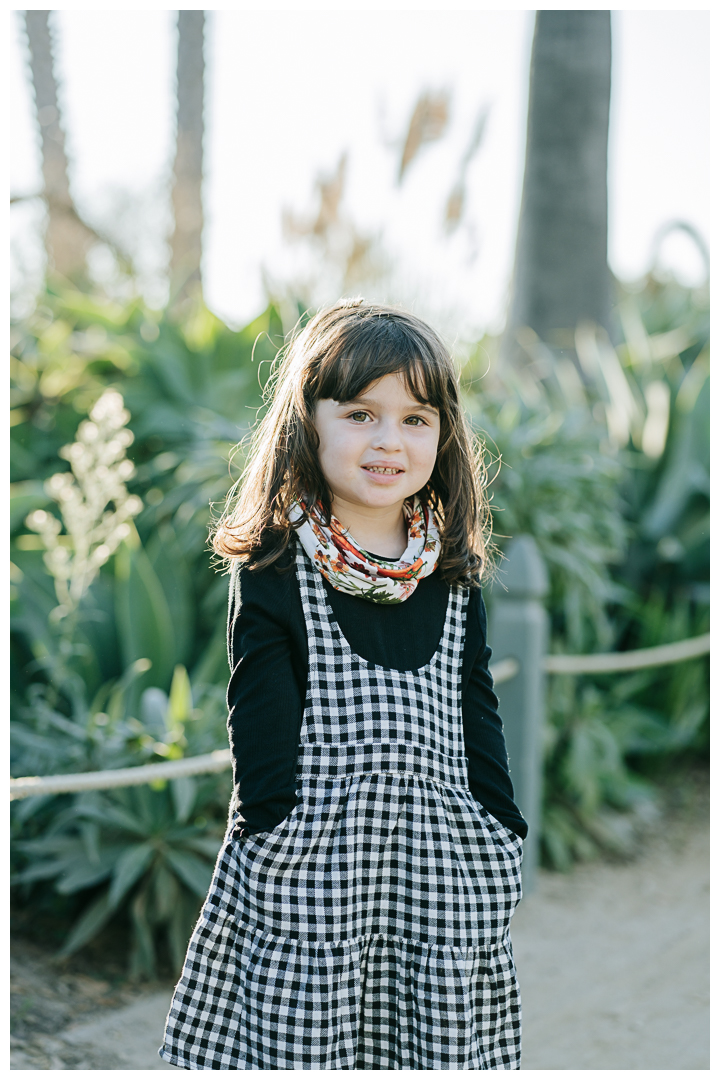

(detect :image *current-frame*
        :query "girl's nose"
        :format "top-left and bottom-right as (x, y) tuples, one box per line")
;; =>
(371, 421), (403, 451)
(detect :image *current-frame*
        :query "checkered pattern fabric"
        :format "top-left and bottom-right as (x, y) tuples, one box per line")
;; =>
(160, 550), (523, 1070)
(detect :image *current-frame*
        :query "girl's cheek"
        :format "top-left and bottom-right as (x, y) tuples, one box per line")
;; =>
(424, 430), (441, 461)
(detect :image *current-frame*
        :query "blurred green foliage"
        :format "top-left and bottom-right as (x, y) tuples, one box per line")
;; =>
(461, 275), (709, 869)
(10, 275), (709, 970)
(11, 287), (285, 973)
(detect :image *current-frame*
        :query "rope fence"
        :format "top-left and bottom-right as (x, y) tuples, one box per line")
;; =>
(9, 633), (709, 801)
(10, 749), (233, 801)
(543, 632), (710, 674)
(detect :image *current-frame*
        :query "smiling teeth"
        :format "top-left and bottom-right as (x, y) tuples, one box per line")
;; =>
(365, 467), (401, 474)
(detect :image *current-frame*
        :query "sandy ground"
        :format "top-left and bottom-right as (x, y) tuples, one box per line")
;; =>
(512, 814), (709, 1069)
(11, 791), (709, 1071)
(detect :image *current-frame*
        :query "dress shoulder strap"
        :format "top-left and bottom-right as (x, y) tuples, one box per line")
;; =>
(295, 545), (333, 655)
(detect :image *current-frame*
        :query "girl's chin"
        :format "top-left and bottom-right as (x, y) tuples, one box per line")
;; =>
(344, 490), (412, 512)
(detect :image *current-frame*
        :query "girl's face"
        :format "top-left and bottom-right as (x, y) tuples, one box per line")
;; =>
(313, 371), (441, 522)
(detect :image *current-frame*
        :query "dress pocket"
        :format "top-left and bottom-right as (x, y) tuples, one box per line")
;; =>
(475, 803), (524, 847)
(233, 800), (303, 846)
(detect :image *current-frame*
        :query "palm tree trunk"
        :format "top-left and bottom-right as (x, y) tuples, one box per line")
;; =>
(505, 11), (612, 361)
(24, 10), (93, 280)
(170, 10), (205, 308)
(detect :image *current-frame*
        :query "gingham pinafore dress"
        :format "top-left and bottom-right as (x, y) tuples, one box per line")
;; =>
(160, 549), (523, 1070)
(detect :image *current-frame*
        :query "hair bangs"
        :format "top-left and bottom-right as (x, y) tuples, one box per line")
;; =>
(312, 316), (444, 410)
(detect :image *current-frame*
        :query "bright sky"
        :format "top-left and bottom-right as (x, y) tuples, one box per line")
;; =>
(10, 9), (710, 336)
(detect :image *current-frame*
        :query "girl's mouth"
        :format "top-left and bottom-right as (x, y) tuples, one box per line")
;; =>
(362, 466), (403, 475)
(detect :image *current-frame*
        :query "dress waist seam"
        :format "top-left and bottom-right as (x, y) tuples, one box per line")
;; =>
(207, 916), (511, 957)
(293, 770), (471, 794)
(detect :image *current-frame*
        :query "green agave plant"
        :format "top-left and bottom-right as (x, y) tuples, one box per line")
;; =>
(461, 274), (708, 869)
(11, 285), (290, 708)
(11, 660), (231, 976)
(13, 775), (229, 978)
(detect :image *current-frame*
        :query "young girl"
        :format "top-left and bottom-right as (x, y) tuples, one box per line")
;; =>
(160, 299), (527, 1070)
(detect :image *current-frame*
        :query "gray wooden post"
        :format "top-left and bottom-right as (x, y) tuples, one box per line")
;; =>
(488, 535), (549, 894)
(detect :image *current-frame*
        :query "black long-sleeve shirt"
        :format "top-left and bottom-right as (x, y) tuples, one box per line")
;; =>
(226, 551), (528, 840)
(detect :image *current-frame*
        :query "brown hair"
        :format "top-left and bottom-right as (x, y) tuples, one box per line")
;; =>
(212, 298), (493, 586)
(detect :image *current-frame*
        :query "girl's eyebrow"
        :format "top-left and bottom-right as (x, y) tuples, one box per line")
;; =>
(340, 395), (439, 415)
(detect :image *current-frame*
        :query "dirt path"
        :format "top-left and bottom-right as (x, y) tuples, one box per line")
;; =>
(512, 812), (709, 1069)
(11, 789), (708, 1071)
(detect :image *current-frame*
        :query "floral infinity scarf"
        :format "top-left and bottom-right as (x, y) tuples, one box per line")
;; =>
(290, 496), (440, 604)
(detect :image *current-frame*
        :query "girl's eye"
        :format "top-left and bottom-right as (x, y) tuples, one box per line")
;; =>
(404, 416), (426, 426)
(348, 411), (370, 422)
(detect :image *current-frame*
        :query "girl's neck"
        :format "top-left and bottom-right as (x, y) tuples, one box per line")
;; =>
(330, 500), (408, 559)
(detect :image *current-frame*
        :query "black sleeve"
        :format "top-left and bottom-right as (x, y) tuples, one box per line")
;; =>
(463, 590), (529, 840)
(226, 560), (306, 835)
